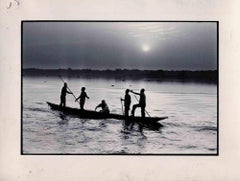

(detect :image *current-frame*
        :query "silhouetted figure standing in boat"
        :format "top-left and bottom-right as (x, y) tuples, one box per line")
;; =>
(130, 89), (146, 117)
(60, 83), (73, 107)
(95, 100), (110, 114)
(121, 89), (132, 131)
(121, 89), (131, 116)
(75, 87), (89, 110)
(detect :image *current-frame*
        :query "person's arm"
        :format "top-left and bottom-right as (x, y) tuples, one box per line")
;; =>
(86, 93), (89, 99)
(130, 90), (140, 95)
(75, 95), (80, 102)
(95, 104), (101, 111)
(66, 88), (73, 94)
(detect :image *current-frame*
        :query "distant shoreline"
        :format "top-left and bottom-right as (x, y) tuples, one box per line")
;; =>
(22, 68), (218, 83)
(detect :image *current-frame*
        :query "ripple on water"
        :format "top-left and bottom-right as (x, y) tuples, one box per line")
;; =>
(207, 148), (217, 151)
(161, 136), (181, 142)
(45, 132), (56, 136)
(114, 150), (129, 154)
(153, 109), (163, 112)
(23, 127), (37, 133)
(179, 145), (198, 150)
(57, 120), (69, 125)
(192, 125), (217, 132)
(24, 107), (49, 113)
(163, 122), (181, 127)
(86, 127), (102, 131)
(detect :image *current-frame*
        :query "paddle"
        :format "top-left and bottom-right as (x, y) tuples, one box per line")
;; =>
(132, 94), (151, 117)
(58, 75), (80, 104)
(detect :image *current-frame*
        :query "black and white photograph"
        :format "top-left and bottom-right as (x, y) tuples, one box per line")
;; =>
(22, 21), (218, 154)
(2, 0), (240, 180)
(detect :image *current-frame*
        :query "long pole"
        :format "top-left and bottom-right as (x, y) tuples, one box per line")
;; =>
(120, 98), (124, 115)
(133, 94), (151, 117)
(58, 75), (79, 103)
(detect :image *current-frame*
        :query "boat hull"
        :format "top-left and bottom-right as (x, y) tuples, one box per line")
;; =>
(47, 102), (168, 124)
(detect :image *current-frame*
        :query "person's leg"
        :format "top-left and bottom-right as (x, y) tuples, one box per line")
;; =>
(103, 110), (109, 114)
(63, 97), (66, 107)
(141, 106), (145, 117)
(80, 100), (85, 109)
(125, 106), (129, 116)
(131, 104), (139, 116)
(60, 96), (63, 106)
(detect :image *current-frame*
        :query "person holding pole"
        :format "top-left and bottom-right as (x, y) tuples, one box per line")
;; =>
(130, 88), (146, 117)
(60, 82), (73, 107)
(75, 87), (89, 110)
(121, 89), (131, 117)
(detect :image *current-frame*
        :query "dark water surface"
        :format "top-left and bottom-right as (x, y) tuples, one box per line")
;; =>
(22, 77), (217, 154)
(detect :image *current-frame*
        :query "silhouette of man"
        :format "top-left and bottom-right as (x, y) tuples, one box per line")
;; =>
(95, 100), (110, 114)
(121, 89), (131, 116)
(130, 88), (146, 117)
(60, 82), (72, 107)
(75, 87), (89, 110)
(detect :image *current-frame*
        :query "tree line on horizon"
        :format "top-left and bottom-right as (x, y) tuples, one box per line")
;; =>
(22, 68), (217, 83)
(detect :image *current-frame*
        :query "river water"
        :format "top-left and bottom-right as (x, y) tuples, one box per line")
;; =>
(22, 77), (217, 154)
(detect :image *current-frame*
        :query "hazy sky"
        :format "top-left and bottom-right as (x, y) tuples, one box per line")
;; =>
(23, 22), (217, 70)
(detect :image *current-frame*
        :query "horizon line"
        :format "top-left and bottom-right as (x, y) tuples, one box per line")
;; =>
(23, 68), (217, 71)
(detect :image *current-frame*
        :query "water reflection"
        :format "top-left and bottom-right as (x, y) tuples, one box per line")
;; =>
(122, 119), (163, 139)
(57, 113), (69, 125)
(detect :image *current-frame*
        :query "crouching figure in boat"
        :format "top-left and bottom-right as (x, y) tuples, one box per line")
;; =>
(95, 100), (110, 114)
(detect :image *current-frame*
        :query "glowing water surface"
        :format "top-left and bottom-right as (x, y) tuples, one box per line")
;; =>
(22, 77), (217, 154)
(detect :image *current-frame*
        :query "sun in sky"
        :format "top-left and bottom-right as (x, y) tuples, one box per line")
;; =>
(142, 44), (150, 52)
